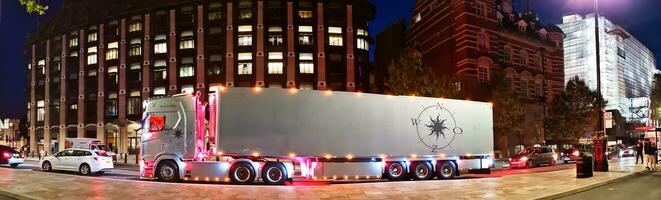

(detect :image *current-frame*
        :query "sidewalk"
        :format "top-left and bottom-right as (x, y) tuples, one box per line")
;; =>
(0, 157), (648, 200)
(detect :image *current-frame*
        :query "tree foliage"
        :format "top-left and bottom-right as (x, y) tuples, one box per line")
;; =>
(649, 74), (661, 122)
(545, 76), (606, 143)
(384, 49), (462, 99)
(19, 0), (48, 15)
(489, 68), (525, 153)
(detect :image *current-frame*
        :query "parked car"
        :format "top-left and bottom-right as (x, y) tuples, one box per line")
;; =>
(606, 145), (622, 159)
(0, 145), (23, 168)
(40, 148), (113, 175)
(621, 146), (636, 157)
(509, 146), (557, 168)
(559, 148), (580, 164)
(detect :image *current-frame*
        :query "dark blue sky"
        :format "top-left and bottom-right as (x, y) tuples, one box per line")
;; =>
(1, 0), (660, 118)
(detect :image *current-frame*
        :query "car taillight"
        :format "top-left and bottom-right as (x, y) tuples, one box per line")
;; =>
(2, 152), (10, 158)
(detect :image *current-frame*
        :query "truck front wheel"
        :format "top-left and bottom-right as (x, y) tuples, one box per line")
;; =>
(157, 160), (180, 182)
(384, 161), (408, 181)
(436, 161), (456, 179)
(262, 162), (288, 185)
(230, 162), (256, 185)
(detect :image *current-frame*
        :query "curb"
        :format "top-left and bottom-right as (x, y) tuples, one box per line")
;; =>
(536, 170), (648, 200)
(0, 188), (39, 200)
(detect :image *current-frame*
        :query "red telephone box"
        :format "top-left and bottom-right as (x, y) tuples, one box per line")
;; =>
(593, 131), (608, 171)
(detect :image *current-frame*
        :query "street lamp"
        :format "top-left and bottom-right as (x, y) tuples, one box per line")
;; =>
(592, 0), (609, 172)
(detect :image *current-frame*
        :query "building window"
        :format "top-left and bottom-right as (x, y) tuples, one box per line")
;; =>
(107, 66), (118, 84)
(237, 53), (253, 75)
(357, 29), (368, 36)
(106, 93), (118, 117)
(238, 35), (252, 46)
(69, 36), (78, 47)
(127, 91), (141, 115)
(617, 47), (626, 59)
(179, 31), (195, 49)
(298, 10), (313, 19)
(299, 53), (314, 74)
(129, 21), (142, 32)
(238, 0), (253, 19)
(520, 80), (528, 97)
(475, 2), (486, 17)
(154, 35), (167, 54)
(328, 27), (343, 46)
(88, 32), (98, 42)
(179, 57), (194, 77)
(129, 39), (142, 56)
(87, 46), (98, 65)
(37, 100), (45, 122)
(268, 52), (284, 74)
(208, 54), (223, 75)
(153, 60), (167, 81)
(37, 60), (45, 75)
(503, 45), (511, 62)
(106, 42), (118, 60)
(153, 87), (166, 96)
(478, 66), (489, 84)
(208, 11), (223, 21)
(357, 38), (369, 51)
(181, 85), (194, 94)
(268, 27), (283, 46)
(477, 32), (488, 49)
(298, 26), (313, 45)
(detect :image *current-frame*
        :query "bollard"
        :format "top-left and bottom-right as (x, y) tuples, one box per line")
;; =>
(124, 153), (128, 164)
(135, 153), (139, 165)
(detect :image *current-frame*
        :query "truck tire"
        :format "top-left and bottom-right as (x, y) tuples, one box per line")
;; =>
(384, 161), (408, 181)
(410, 161), (434, 180)
(230, 162), (256, 185)
(156, 160), (180, 182)
(436, 161), (456, 179)
(262, 162), (288, 185)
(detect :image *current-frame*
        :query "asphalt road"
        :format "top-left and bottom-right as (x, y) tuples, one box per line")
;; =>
(556, 171), (661, 200)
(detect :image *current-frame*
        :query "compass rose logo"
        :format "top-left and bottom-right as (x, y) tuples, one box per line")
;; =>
(412, 103), (463, 152)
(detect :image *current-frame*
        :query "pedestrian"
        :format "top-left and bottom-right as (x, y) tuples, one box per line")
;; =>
(644, 140), (656, 172)
(636, 140), (644, 164)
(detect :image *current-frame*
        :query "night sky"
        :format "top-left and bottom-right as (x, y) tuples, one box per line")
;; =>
(1, 0), (660, 118)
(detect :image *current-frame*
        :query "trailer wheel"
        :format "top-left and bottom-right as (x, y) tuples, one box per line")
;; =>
(436, 161), (456, 179)
(156, 160), (180, 182)
(384, 161), (407, 181)
(410, 161), (434, 180)
(262, 162), (288, 185)
(230, 162), (256, 185)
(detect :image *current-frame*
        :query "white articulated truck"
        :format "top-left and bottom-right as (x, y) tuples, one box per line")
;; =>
(139, 87), (493, 185)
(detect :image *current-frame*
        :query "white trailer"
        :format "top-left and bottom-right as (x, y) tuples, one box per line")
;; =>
(139, 87), (493, 184)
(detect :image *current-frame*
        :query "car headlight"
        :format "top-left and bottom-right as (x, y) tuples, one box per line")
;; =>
(520, 156), (528, 162)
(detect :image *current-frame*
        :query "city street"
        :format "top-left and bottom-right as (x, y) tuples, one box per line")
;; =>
(0, 158), (646, 200)
(556, 171), (661, 200)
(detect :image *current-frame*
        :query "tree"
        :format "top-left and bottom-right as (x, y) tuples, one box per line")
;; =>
(384, 48), (462, 99)
(19, 0), (48, 15)
(489, 69), (525, 155)
(545, 76), (605, 145)
(649, 74), (661, 123)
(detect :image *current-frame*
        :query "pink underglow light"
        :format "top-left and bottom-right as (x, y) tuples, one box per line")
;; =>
(193, 92), (208, 161)
(300, 160), (309, 178)
(208, 93), (218, 157)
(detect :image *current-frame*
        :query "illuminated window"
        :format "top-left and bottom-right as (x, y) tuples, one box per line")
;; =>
(208, 11), (223, 21)
(179, 31), (195, 49)
(106, 42), (119, 60)
(153, 87), (166, 96)
(127, 91), (141, 115)
(37, 60), (45, 75)
(153, 60), (167, 81)
(298, 26), (313, 45)
(299, 53), (314, 74)
(129, 39), (142, 56)
(129, 21), (142, 32)
(238, 35), (252, 46)
(357, 38), (369, 51)
(87, 46), (98, 65)
(268, 27), (283, 46)
(414, 13), (422, 24)
(181, 85), (194, 93)
(106, 93), (118, 117)
(268, 52), (284, 74)
(69, 36), (78, 47)
(357, 29), (368, 36)
(237, 53), (253, 75)
(107, 66), (118, 84)
(179, 57), (194, 77)
(478, 66), (489, 84)
(328, 27), (343, 46)
(154, 35), (167, 54)
(238, 0), (252, 19)
(88, 32), (98, 42)
(37, 101), (45, 122)
(298, 10), (313, 19)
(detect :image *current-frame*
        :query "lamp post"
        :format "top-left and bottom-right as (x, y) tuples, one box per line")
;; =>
(592, 0), (608, 172)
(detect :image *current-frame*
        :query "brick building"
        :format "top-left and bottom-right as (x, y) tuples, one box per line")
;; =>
(407, 0), (565, 154)
(24, 0), (375, 157)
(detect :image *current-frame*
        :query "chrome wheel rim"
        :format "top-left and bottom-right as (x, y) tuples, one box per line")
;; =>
(43, 162), (50, 171)
(388, 163), (404, 177)
(266, 167), (283, 183)
(160, 166), (175, 180)
(234, 166), (251, 182)
(81, 165), (90, 174)
(440, 164), (453, 177)
(415, 164), (429, 178)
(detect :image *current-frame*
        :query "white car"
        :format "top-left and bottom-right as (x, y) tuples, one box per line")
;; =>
(40, 148), (114, 175)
